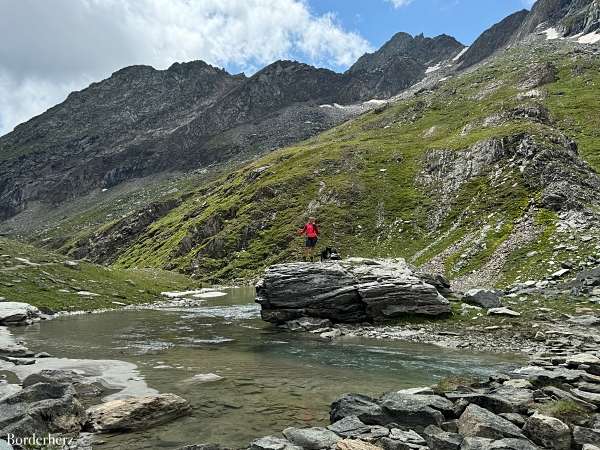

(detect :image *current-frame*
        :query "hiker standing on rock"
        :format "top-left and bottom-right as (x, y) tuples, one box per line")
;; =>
(298, 216), (319, 262)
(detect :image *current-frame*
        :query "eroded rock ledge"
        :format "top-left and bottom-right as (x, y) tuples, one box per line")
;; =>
(255, 258), (451, 324)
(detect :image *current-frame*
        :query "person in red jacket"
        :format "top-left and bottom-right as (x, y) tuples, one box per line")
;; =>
(297, 216), (319, 261)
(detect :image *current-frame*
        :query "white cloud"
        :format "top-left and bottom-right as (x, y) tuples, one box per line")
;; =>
(0, 0), (372, 135)
(386, 0), (414, 8)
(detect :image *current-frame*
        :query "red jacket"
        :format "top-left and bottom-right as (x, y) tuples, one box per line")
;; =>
(300, 223), (319, 238)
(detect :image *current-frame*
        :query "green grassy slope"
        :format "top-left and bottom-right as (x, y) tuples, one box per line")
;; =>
(60, 40), (600, 285)
(0, 237), (197, 311)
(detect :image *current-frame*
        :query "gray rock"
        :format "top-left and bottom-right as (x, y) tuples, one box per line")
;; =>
(0, 382), (86, 437)
(513, 366), (585, 385)
(446, 387), (534, 414)
(460, 437), (539, 450)
(457, 404), (526, 440)
(0, 302), (41, 325)
(463, 289), (503, 309)
(379, 392), (450, 431)
(568, 315), (600, 327)
(571, 388), (600, 406)
(487, 308), (520, 317)
(248, 436), (302, 450)
(86, 393), (191, 432)
(498, 414), (526, 427)
(423, 424), (463, 450)
(573, 426), (600, 447)
(523, 414), (570, 450)
(330, 394), (386, 425)
(327, 416), (371, 438)
(23, 369), (111, 402)
(282, 427), (341, 450)
(388, 428), (427, 444)
(256, 259), (450, 324)
(286, 317), (332, 331)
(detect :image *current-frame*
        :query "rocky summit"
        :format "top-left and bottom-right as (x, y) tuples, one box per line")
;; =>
(255, 258), (451, 324)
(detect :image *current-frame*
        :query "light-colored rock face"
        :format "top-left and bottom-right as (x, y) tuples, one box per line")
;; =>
(457, 404), (525, 440)
(282, 426), (341, 450)
(0, 302), (40, 325)
(86, 393), (191, 432)
(336, 438), (383, 450)
(524, 414), (571, 450)
(256, 259), (451, 324)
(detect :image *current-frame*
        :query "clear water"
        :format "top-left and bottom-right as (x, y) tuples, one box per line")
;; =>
(12, 287), (524, 449)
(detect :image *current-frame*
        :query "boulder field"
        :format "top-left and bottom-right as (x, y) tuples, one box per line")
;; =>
(255, 258), (451, 324)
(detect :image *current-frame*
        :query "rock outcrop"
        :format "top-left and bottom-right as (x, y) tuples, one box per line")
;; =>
(85, 393), (192, 432)
(255, 258), (451, 324)
(242, 348), (600, 450)
(0, 302), (41, 326)
(0, 382), (86, 437)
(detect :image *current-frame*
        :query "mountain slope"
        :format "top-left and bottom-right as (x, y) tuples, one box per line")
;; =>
(56, 37), (600, 289)
(0, 35), (464, 223)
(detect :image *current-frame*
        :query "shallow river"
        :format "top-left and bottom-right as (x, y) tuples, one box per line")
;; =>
(12, 287), (524, 449)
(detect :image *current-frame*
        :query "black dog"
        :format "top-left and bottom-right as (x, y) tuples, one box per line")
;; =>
(320, 247), (341, 262)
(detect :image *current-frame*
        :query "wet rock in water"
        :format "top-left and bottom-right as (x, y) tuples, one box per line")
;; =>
(0, 302), (41, 325)
(248, 435), (302, 450)
(336, 438), (382, 450)
(282, 427), (341, 450)
(22, 369), (111, 401)
(463, 289), (503, 309)
(523, 414), (570, 450)
(330, 394), (387, 425)
(286, 317), (332, 331)
(183, 373), (224, 384)
(0, 382), (86, 437)
(457, 404), (525, 440)
(513, 366), (585, 385)
(256, 259), (450, 324)
(86, 393), (191, 432)
(423, 424), (463, 450)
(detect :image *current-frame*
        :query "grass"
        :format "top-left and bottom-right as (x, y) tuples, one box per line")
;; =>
(433, 375), (481, 394)
(11, 40), (600, 286)
(535, 400), (590, 425)
(0, 237), (198, 312)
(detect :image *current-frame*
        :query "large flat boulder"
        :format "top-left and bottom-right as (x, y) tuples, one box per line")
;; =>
(86, 393), (191, 432)
(256, 259), (450, 324)
(0, 302), (41, 326)
(0, 382), (86, 437)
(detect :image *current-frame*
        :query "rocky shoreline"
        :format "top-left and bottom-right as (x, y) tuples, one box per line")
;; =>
(1, 257), (599, 449)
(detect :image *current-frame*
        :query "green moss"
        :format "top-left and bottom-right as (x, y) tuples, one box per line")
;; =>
(433, 375), (480, 394)
(535, 400), (589, 425)
(0, 237), (197, 312)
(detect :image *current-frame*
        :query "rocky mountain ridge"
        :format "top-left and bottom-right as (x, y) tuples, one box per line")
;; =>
(0, 33), (465, 222)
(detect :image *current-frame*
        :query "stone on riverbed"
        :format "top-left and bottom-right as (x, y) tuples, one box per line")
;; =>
(0, 302), (41, 325)
(256, 259), (451, 324)
(0, 382), (86, 437)
(86, 393), (191, 432)
(23, 369), (112, 402)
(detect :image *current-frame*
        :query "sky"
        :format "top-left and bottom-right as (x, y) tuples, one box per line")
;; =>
(0, 0), (536, 136)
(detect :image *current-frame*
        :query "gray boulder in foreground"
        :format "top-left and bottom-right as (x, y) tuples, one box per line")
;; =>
(0, 382), (86, 437)
(86, 393), (191, 432)
(256, 258), (451, 323)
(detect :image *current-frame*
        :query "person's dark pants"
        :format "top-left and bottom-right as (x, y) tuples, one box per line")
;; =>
(305, 237), (318, 248)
